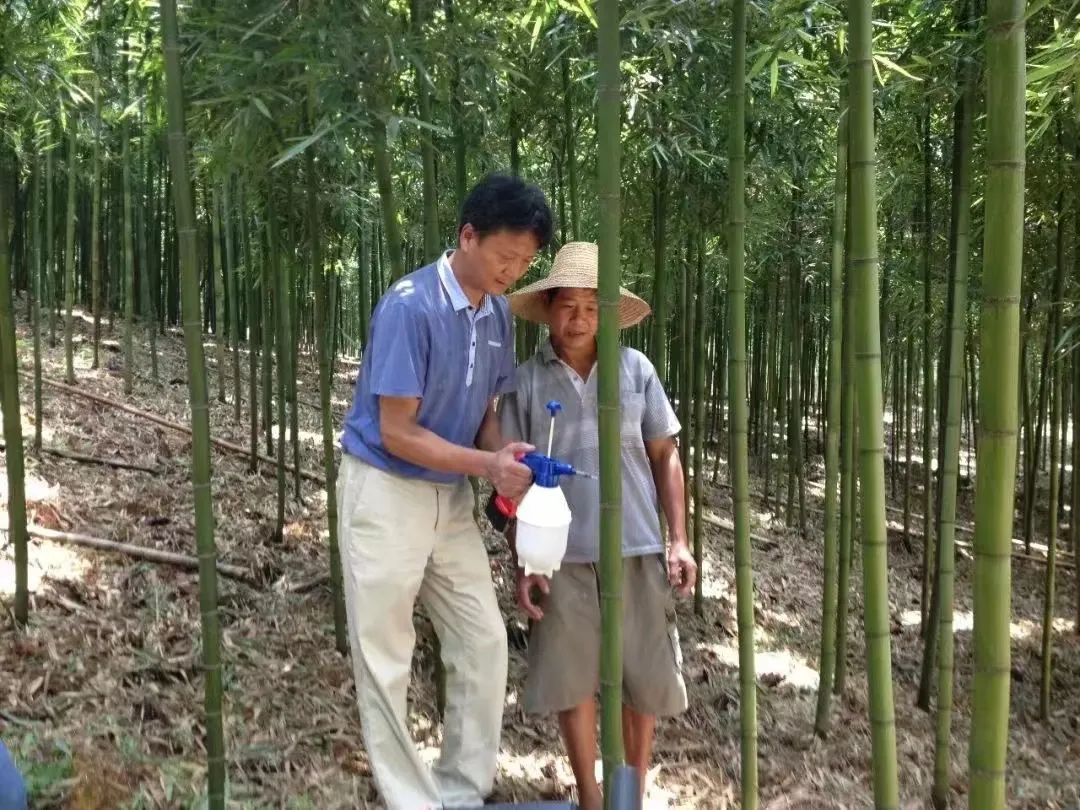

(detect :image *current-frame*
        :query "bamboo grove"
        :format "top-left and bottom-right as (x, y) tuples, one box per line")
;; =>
(2, 0), (1079, 807)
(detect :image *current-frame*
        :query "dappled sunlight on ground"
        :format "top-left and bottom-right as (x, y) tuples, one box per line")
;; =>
(696, 640), (820, 692)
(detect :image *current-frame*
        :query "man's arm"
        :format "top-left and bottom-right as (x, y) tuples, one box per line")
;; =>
(380, 396), (533, 496)
(646, 436), (687, 545)
(646, 435), (697, 596)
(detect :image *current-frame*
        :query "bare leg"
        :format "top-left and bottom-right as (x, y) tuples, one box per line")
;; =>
(558, 701), (601, 810)
(622, 705), (657, 798)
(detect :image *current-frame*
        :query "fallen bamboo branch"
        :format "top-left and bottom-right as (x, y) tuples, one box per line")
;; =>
(26, 524), (257, 583)
(699, 512), (779, 549)
(277, 573), (330, 594)
(1, 439), (160, 474)
(23, 373), (325, 486)
(952, 536), (1074, 569)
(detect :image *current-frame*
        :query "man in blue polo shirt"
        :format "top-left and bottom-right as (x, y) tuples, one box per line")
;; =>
(337, 173), (553, 809)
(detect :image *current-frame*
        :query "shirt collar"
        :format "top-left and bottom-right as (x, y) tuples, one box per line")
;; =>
(541, 338), (596, 376)
(438, 250), (492, 316)
(540, 338), (560, 365)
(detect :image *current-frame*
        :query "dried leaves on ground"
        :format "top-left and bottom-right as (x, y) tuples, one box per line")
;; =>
(2, 318), (1079, 808)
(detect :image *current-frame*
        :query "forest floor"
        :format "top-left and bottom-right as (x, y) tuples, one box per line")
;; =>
(2, 307), (1080, 809)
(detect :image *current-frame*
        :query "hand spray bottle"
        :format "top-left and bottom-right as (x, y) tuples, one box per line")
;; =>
(488, 401), (597, 577)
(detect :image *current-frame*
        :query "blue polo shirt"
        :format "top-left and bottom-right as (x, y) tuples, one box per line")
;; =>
(341, 251), (516, 483)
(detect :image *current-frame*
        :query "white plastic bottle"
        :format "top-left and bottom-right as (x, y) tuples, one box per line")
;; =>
(515, 481), (572, 577)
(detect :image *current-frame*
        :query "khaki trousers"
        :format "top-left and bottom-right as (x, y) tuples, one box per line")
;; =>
(336, 454), (508, 809)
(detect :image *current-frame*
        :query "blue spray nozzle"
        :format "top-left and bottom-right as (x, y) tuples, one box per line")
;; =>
(521, 452), (592, 487)
(545, 400), (563, 418)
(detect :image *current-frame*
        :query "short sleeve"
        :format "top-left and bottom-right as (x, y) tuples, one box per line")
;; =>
(497, 366), (530, 443)
(495, 318), (516, 396)
(367, 295), (428, 398)
(641, 361), (681, 440)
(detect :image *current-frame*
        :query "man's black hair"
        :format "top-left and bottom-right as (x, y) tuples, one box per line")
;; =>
(457, 172), (553, 249)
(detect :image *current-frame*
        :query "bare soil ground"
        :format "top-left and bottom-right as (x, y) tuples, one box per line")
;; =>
(2, 310), (1079, 809)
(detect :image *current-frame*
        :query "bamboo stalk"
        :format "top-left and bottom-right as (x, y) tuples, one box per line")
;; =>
(968, 1), (1026, 805)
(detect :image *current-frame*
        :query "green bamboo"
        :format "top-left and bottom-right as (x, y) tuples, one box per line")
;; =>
(649, 162), (669, 384)
(307, 81), (349, 657)
(762, 273), (778, 505)
(410, 0), (440, 262)
(31, 153), (43, 453)
(358, 216), (372, 350)
(91, 70), (103, 371)
(64, 121), (77, 384)
(146, 139), (161, 381)
(261, 225), (274, 457)
(1074, 143), (1080, 636)
(903, 339), (914, 552)
(681, 236), (695, 519)
(444, 0), (467, 204)
(815, 97), (847, 737)
(224, 181), (241, 422)
(211, 185), (226, 403)
(46, 143), (56, 349)
(596, 0), (626, 798)
(777, 278), (790, 515)
(692, 232), (707, 617)
(0, 157), (29, 626)
(834, 194), (855, 696)
(848, 0), (900, 804)
(1040, 186), (1067, 722)
(727, 1), (759, 802)
(159, 1), (227, 804)
(244, 188), (260, 473)
(787, 186), (806, 535)
(562, 52), (580, 241)
(371, 112), (405, 281)
(271, 206), (288, 540)
(921, 111), (935, 632)
(931, 19), (976, 804)
(968, 1), (1025, 805)
(122, 35), (135, 396)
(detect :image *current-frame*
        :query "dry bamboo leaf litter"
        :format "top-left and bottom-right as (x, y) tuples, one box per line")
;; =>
(2, 322), (1079, 808)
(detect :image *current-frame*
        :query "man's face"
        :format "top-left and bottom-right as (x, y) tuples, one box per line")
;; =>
(458, 225), (540, 296)
(548, 288), (599, 353)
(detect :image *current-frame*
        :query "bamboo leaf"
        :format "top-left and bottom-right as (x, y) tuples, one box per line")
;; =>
(571, 0), (598, 26)
(770, 58), (779, 96)
(270, 125), (332, 169)
(1023, 0), (1053, 20)
(748, 46), (776, 79)
(252, 97), (273, 120)
(1026, 53), (1074, 85)
(779, 49), (815, 68)
(530, 13), (544, 49)
(872, 54), (922, 81)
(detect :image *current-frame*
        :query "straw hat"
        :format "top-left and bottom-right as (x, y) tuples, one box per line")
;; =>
(508, 241), (652, 329)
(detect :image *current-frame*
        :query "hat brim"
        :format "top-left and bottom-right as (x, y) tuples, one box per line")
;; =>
(508, 279), (652, 329)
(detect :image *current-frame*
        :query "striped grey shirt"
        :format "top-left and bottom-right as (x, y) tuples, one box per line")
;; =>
(497, 340), (681, 563)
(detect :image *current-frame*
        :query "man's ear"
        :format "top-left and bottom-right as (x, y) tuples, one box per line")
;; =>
(459, 222), (478, 253)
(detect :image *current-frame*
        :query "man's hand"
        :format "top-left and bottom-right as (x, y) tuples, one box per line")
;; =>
(515, 569), (550, 620)
(667, 542), (697, 598)
(486, 441), (535, 499)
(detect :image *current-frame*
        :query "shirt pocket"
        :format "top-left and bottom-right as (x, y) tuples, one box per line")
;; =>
(620, 392), (646, 443)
